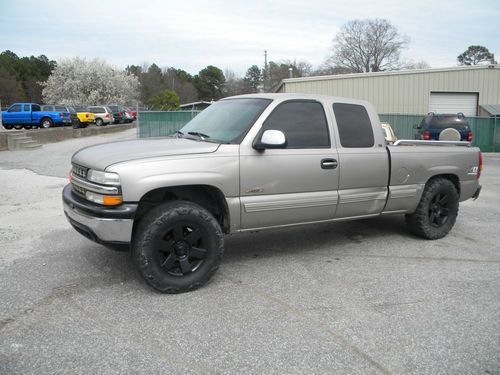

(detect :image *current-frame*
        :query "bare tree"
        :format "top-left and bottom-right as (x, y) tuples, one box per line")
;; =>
(327, 19), (409, 73)
(401, 60), (431, 70)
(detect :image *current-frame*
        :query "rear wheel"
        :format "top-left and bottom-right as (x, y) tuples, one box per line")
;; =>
(95, 118), (103, 126)
(40, 118), (53, 129)
(405, 177), (459, 239)
(132, 201), (224, 293)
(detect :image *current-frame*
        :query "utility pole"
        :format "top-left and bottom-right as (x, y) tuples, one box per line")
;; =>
(263, 50), (268, 93)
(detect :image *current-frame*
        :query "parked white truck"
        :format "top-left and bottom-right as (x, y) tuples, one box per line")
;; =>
(63, 94), (482, 293)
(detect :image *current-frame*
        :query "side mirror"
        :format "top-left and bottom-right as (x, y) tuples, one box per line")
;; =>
(253, 129), (287, 150)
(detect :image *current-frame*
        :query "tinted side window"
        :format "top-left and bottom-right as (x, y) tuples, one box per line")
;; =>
(8, 104), (22, 112)
(23, 104), (30, 111)
(333, 103), (374, 148)
(88, 107), (104, 113)
(32, 104), (41, 112)
(55, 105), (67, 112)
(262, 101), (330, 148)
(42, 105), (54, 111)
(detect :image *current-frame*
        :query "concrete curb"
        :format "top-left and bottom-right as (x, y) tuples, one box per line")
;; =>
(0, 123), (136, 151)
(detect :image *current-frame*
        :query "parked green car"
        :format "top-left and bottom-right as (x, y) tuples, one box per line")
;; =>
(108, 105), (126, 124)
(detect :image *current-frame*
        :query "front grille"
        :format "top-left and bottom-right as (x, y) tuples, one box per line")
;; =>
(72, 184), (86, 197)
(72, 164), (88, 179)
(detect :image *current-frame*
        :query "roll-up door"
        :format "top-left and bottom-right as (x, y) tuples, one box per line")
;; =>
(429, 92), (478, 116)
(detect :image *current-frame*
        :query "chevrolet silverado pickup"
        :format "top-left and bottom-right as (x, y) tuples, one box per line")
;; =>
(63, 94), (482, 293)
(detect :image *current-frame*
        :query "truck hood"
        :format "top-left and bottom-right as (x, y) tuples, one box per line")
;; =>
(72, 137), (220, 170)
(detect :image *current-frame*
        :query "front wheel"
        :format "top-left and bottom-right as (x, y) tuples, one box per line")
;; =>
(132, 201), (224, 293)
(3, 124), (13, 130)
(14, 124), (23, 130)
(405, 177), (459, 239)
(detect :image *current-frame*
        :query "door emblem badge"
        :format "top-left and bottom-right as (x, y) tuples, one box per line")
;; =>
(245, 187), (264, 194)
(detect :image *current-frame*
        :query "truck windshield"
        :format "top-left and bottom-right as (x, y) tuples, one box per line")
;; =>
(179, 98), (272, 144)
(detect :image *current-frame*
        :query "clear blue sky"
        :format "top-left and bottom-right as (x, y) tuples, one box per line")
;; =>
(1, 0), (499, 75)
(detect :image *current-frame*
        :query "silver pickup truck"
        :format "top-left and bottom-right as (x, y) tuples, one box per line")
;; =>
(63, 94), (482, 293)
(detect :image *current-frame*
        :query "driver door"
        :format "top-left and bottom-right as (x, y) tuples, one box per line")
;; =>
(239, 100), (339, 229)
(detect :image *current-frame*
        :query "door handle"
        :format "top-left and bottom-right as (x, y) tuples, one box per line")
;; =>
(321, 158), (338, 169)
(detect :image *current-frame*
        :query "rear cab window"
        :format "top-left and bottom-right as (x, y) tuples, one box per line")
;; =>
(333, 103), (374, 148)
(55, 106), (67, 112)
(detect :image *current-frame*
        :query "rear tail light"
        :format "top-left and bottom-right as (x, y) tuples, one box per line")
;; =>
(118, 112), (123, 116)
(59, 113), (64, 118)
(105, 114), (110, 118)
(467, 131), (473, 142)
(478, 152), (483, 180)
(424, 131), (430, 140)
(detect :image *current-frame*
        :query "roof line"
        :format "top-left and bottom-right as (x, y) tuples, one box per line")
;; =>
(281, 64), (499, 84)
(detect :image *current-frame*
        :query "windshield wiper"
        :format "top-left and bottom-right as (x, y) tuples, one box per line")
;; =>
(173, 130), (184, 138)
(187, 131), (210, 140)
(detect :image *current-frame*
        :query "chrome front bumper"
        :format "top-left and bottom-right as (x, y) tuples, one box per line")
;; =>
(62, 184), (136, 244)
(63, 202), (134, 243)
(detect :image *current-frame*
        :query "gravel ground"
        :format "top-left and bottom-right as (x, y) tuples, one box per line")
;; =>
(0, 132), (499, 374)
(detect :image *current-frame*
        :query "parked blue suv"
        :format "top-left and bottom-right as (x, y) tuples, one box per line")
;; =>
(415, 112), (473, 142)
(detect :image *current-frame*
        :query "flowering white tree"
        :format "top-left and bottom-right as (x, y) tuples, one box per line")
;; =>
(42, 57), (140, 105)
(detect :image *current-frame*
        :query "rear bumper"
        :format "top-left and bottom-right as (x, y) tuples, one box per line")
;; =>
(62, 184), (137, 244)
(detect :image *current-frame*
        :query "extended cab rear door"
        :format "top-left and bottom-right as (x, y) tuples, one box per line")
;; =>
(331, 102), (389, 218)
(239, 99), (340, 229)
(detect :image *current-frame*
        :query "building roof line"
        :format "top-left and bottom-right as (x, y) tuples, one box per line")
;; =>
(281, 64), (499, 85)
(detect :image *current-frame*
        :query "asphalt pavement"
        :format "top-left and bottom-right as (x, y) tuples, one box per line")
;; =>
(0, 132), (499, 374)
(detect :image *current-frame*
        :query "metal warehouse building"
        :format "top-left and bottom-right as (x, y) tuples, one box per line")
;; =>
(277, 65), (500, 117)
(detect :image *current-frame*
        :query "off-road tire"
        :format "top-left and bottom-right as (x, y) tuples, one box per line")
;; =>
(132, 201), (224, 293)
(405, 177), (459, 239)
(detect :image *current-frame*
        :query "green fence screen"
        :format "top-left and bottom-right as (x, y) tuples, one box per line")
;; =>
(138, 111), (199, 138)
(379, 114), (499, 152)
(139, 111), (500, 152)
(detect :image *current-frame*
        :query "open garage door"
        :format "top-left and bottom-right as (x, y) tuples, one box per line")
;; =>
(429, 92), (478, 116)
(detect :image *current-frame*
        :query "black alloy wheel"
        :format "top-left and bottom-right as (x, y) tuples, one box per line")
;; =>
(428, 192), (451, 227)
(156, 220), (209, 276)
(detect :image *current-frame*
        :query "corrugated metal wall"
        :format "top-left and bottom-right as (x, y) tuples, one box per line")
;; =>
(279, 66), (500, 115)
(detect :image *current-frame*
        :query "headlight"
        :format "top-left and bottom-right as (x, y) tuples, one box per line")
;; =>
(87, 169), (120, 186)
(85, 191), (123, 206)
